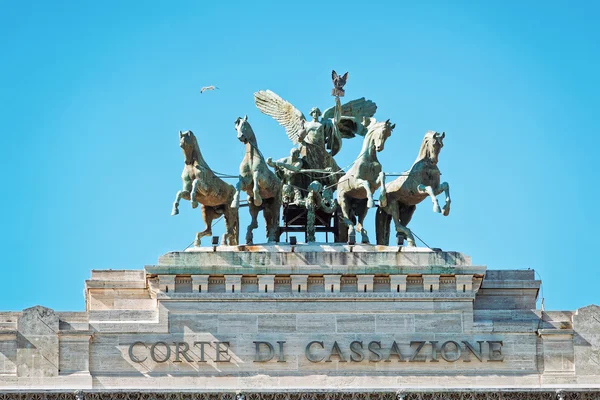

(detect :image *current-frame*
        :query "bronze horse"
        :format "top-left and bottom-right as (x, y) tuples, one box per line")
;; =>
(376, 131), (451, 246)
(171, 130), (239, 246)
(231, 116), (282, 244)
(337, 119), (395, 243)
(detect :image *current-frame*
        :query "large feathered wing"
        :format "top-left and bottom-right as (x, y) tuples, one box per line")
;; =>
(322, 97), (377, 138)
(322, 97), (377, 121)
(254, 90), (306, 144)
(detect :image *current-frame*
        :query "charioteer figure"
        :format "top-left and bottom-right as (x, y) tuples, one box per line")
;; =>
(266, 147), (307, 205)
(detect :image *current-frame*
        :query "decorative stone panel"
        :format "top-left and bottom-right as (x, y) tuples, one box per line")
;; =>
(17, 306), (59, 377)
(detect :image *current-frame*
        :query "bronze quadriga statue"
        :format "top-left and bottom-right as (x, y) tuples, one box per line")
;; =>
(170, 71), (451, 247)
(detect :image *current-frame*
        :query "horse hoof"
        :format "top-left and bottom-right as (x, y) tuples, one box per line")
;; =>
(442, 206), (450, 216)
(171, 209), (179, 216)
(433, 204), (441, 213)
(367, 199), (375, 208)
(254, 197), (263, 207)
(192, 201), (199, 209)
(407, 240), (416, 247)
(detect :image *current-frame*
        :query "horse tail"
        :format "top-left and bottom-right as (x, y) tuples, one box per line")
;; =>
(232, 208), (239, 246)
(375, 205), (392, 245)
(224, 204), (240, 246)
(224, 185), (240, 245)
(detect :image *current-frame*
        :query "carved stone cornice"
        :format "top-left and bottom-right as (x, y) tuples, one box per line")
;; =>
(0, 391), (598, 400)
(154, 291), (478, 301)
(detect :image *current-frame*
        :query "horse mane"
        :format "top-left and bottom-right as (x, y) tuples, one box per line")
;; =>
(365, 118), (380, 135)
(186, 131), (210, 169)
(415, 130), (437, 163)
(361, 119), (380, 142)
(239, 118), (256, 144)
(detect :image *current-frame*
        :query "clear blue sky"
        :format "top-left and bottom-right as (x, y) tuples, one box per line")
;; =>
(1, 1), (598, 312)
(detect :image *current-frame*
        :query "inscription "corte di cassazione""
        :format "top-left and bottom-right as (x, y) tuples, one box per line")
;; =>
(128, 339), (504, 364)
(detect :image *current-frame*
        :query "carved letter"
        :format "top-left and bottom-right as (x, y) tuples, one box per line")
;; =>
(368, 341), (383, 362)
(193, 341), (210, 362)
(173, 341), (193, 363)
(462, 341), (484, 362)
(440, 340), (461, 362)
(215, 341), (231, 362)
(409, 341), (426, 362)
(253, 341), (275, 362)
(350, 341), (364, 362)
(487, 341), (504, 361)
(429, 341), (439, 362)
(326, 341), (347, 362)
(128, 341), (147, 363)
(385, 341), (404, 362)
(150, 341), (171, 363)
(277, 341), (286, 363)
(305, 341), (325, 363)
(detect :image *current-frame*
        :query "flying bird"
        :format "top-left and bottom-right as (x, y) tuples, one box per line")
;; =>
(200, 86), (219, 93)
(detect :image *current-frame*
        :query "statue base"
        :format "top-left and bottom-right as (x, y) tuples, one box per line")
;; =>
(1, 244), (596, 396)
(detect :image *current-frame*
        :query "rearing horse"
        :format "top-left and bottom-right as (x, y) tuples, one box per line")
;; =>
(231, 116), (282, 244)
(171, 130), (239, 246)
(375, 131), (451, 246)
(337, 119), (395, 244)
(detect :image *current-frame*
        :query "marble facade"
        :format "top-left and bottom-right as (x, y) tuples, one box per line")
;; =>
(0, 245), (598, 399)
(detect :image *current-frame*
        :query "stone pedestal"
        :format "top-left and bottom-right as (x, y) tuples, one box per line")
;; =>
(0, 244), (597, 396)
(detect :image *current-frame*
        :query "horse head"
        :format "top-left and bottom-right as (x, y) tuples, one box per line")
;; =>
(418, 131), (445, 164)
(369, 119), (395, 152)
(234, 115), (256, 145)
(179, 130), (199, 164)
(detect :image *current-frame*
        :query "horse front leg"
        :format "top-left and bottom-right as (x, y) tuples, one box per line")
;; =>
(377, 172), (387, 208)
(173, 175), (192, 215)
(171, 190), (184, 215)
(417, 184), (442, 213)
(356, 178), (375, 208)
(191, 179), (200, 209)
(231, 178), (242, 209)
(252, 171), (263, 206)
(436, 182), (451, 216)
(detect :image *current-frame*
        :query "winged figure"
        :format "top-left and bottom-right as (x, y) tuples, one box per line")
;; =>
(254, 90), (377, 187)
